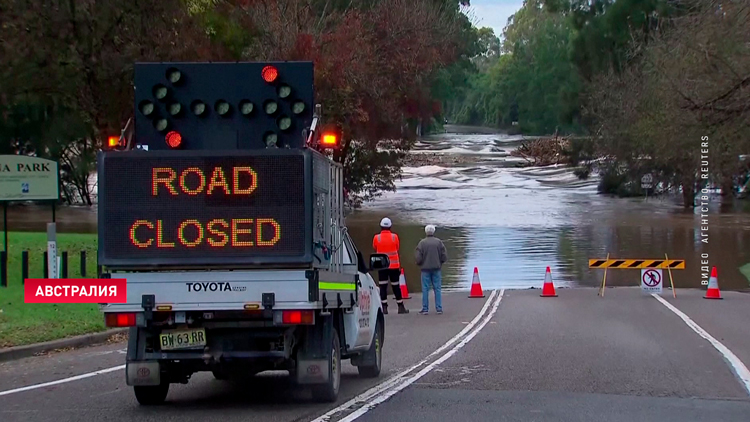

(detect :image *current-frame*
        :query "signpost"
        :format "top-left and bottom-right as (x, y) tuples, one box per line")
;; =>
(0, 155), (60, 286)
(640, 268), (663, 295)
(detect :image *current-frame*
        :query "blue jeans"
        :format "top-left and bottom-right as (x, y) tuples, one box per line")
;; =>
(421, 270), (442, 312)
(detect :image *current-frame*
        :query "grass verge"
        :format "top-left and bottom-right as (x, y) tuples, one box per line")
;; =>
(0, 231), (102, 348)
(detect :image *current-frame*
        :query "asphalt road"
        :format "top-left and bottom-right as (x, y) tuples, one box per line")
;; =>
(2, 288), (750, 422)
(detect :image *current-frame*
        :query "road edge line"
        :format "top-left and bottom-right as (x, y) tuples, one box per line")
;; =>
(651, 293), (750, 397)
(0, 364), (126, 397)
(337, 289), (505, 422)
(309, 289), (499, 422)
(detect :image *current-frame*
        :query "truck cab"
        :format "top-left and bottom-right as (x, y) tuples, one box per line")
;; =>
(97, 61), (386, 405)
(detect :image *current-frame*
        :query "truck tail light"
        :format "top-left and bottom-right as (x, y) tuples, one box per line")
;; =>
(282, 310), (314, 325)
(105, 312), (137, 327)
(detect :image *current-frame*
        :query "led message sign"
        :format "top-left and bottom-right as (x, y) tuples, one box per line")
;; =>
(98, 150), (312, 266)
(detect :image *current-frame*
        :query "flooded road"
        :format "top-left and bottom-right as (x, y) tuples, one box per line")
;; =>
(3, 125), (750, 293)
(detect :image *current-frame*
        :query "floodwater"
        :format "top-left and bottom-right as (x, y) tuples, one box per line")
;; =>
(3, 125), (750, 293)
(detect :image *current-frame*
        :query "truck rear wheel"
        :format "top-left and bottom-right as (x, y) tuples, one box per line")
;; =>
(357, 318), (383, 378)
(311, 328), (341, 403)
(134, 383), (169, 405)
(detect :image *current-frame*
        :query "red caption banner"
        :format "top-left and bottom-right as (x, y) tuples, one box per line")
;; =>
(24, 278), (127, 303)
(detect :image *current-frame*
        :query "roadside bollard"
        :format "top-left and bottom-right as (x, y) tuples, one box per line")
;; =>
(0, 251), (6, 288)
(62, 251), (68, 278)
(21, 250), (28, 284)
(80, 250), (87, 277)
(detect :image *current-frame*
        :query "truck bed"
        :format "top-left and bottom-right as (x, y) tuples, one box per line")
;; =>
(100, 269), (357, 313)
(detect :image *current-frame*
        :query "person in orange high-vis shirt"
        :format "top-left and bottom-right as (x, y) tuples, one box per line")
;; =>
(372, 217), (409, 314)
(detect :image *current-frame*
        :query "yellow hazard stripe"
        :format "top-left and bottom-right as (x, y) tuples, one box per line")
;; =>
(588, 259), (685, 269)
(319, 282), (356, 291)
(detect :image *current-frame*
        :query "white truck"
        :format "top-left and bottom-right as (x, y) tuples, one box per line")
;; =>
(97, 61), (387, 405)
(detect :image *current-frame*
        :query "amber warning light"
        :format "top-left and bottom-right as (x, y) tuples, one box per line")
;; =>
(322, 133), (337, 145)
(319, 124), (342, 150)
(108, 136), (120, 148)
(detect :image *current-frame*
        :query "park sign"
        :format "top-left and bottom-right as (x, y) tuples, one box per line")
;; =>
(0, 155), (60, 201)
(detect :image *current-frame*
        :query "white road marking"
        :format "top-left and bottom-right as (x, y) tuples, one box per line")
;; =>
(0, 365), (125, 397)
(310, 289), (499, 422)
(336, 289), (504, 422)
(652, 294), (750, 396)
(0, 291), (502, 404)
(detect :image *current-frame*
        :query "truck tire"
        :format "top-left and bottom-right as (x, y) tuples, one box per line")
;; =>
(311, 328), (341, 403)
(133, 383), (169, 405)
(357, 318), (383, 378)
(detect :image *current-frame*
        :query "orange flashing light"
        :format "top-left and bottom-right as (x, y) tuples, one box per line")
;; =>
(165, 131), (182, 149)
(322, 133), (338, 146)
(319, 123), (342, 149)
(262, 65), (279, 83)
(107, 136), (120, 148)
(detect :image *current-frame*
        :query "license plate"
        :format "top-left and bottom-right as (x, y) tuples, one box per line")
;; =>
(159, 328), (206, 351)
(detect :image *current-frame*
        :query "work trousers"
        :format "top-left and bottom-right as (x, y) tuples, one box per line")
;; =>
(378, 268), (404, 304)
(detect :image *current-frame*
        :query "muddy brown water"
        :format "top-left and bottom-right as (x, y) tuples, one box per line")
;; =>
(2, 126), (749, 294)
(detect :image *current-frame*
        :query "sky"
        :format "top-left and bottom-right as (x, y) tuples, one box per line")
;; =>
(462, 0), (525, 39)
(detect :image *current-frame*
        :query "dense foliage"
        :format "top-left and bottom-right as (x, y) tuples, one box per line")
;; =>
(446, 0), (750, 207)
(0, 0), (479, 206)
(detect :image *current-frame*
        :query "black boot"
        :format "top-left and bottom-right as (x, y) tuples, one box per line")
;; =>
(398, 302), (409, 314)
(382, 303), (388, 315)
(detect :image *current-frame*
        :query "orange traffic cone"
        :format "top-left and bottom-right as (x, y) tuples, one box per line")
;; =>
(469, 267), (485, 298)
(399, 268), (411, 299)
(704, 266), (722, 299)
(540, 266), (558, 297)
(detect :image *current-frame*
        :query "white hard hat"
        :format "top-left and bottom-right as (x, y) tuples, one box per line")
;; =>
(380, 217), (392, 228)
(425, 225), (436, 235)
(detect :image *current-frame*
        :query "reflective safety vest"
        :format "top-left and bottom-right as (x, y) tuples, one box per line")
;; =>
(373, 230), (400, 269)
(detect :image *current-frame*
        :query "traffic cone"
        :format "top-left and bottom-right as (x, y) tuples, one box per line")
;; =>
(399, 268), (411, 299)
(704, 266), (722, 299)
(469, 267), (485, 298)
(540, 266), (558, 297)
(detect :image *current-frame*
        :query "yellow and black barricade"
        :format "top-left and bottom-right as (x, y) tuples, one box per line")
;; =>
(591, 254), (683, 298)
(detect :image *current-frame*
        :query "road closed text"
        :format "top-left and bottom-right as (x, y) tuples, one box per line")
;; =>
(100, 155), (307, 261)
(24, 278), (127, 303)
(129, 218), (282, 249)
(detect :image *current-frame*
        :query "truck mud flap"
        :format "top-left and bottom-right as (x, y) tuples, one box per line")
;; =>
(126, 361), (161, 386)
(295, 313), (335, 385)
(296, 360), (329, 384)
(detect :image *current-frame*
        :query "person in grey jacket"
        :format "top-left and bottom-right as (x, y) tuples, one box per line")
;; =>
(415, 224), (448, 315)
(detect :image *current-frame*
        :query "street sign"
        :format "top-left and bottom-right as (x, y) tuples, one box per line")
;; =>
(641, 173), (653, 190)
(641, 268), (663, 294)
(0, 155), (59, 201)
